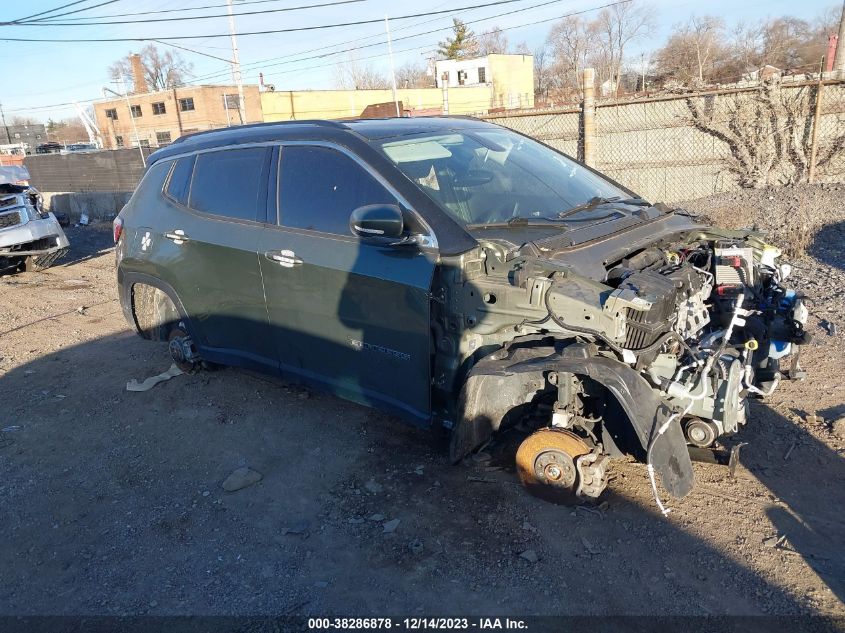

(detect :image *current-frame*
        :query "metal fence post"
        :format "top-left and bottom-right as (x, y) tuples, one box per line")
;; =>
(581, 68), (596, 166)
(808, 68), (825, 184)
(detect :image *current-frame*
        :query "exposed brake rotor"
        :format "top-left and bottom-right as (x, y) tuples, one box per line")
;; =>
(515, 428), (594, 504)
(168, 327), (200, 374)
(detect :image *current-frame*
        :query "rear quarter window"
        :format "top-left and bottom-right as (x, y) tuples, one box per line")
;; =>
(164, 156), (195, 206)
(189, 147), (270, 222)
(132, 161), (170, 203)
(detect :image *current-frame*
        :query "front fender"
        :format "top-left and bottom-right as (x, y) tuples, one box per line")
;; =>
(451, 344), (694, 498)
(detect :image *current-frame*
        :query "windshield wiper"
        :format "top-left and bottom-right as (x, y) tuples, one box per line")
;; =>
(557, 196), (650, 219)
(466, 215), (571, 229)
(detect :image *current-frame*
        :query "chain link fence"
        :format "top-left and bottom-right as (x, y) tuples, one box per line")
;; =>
(484, 79), (845, 203)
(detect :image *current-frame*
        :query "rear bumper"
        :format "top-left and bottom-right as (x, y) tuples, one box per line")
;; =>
(0, 213), (70, 256)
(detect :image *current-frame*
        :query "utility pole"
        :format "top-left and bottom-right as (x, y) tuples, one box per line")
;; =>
(384, 15), (400, 117)
(640, 52), (647, 92)
(581, 68), (596, 167)
(226, 0), (247, 125)
(833, 0), (845, 75)
(118, 77), (146, 167)
(0, 102), (10, 144)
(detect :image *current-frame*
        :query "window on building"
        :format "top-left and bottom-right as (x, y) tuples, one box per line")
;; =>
(478, 67), (486, 83)
(115, 135), (124, 148)
(279, 145), (396, 235)
(138, 139), (150, 148)
(105, 108), (118, 120)
(178, 98), (195, 112)
(223, 94), (239, 109)
(155, 131), (172, 145)
(152, 102), (166, 115)
(130, 105), (142, 118)
(189, 147), (270, 221)
(165, 156), (195, 206)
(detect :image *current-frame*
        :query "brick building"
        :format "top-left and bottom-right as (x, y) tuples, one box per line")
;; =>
(93, 84), (262, 150)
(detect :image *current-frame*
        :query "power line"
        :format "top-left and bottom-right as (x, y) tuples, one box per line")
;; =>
(5, 0), (123, 25)
(7, 0), (101, 24)
(152, 39), (233, 64)
(0, 0), (545, 41)
(5, 0), (627, 113)
(197, 0), (607, 83)
(29, 0), (319, 22)
(19, 0), (368, 26)
(190, 0), (577, 83)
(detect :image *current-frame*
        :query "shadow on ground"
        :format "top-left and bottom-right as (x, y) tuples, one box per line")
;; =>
(811, 221), (845, 271)
(0, 329), (842, 619)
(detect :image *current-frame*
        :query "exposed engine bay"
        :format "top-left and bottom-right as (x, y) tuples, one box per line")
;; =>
(439, 222), (809, 508)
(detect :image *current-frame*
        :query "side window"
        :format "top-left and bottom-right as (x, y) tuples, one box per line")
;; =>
(189, 147), (269, 222)
(165, 155), (195, 206)
(279, 145), (396, 235)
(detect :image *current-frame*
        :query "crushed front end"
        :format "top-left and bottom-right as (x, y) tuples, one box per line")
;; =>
(440, 222), (808, 505)
(0, 170), (69, 273)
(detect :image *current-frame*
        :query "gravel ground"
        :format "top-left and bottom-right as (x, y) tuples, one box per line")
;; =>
(1, 187), (844, 617)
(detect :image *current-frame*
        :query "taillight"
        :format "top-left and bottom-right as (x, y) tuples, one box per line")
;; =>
(113, 216), (124, 243)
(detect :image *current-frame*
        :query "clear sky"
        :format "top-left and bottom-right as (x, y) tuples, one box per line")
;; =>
(0, 0), (837, 123)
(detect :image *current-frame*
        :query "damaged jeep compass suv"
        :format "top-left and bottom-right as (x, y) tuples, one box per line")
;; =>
(115, 117), (808, 507)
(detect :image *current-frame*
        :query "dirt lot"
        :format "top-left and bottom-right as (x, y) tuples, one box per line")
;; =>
(1, 190), (844, 618)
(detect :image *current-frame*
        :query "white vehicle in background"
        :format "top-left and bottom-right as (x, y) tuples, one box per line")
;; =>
(0, 166), (69, 273)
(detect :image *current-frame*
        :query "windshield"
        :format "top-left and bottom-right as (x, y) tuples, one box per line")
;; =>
(376, 128), (631, 227)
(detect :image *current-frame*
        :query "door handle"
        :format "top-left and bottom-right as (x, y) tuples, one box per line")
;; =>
(164, 229), (189, 244)
(264, 249), (303, 268)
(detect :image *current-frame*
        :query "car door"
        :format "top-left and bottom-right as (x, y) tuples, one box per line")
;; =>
(258, 142), (438, 423)
(154, 146), (275, 367)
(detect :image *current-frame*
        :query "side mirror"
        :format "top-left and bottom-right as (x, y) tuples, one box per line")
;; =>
(350, 204), (404, 240)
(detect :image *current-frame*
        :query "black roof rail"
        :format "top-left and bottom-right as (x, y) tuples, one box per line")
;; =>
(169, 119), (350, 145)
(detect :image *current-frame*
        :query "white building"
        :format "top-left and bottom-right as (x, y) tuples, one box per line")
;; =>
(434, 54), (535, 110)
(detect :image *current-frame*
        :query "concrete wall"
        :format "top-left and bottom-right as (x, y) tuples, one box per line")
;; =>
(260, 85), (493, 121)
(24, 148), (151, 192)
(485, 82), (845, 203)
(23, 149), (152, 221)
(43, 191), (131, 221)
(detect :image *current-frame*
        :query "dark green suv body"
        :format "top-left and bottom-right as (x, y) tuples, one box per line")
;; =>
(116, 117), (807, 505)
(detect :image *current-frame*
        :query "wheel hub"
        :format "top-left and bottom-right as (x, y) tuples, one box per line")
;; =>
(516, 428), (594, 503)
(534, 450), (577, 488)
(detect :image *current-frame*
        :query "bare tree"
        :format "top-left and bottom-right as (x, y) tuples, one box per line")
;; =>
(761, 16), (818, 70)
(333, 55), (389, 90)
(477, 26), (509, 55)
(45, 118), (89, 144)
(395, 62), (432, 88)
(654, 16), (725, 85)
(9, 116), (37, 126)
(109, 44), (193, 91)
(512, 41), (532, 55)
(547, 15), (594, 96)
(595, 2), (656, 96)
(532, 44), (554, 101)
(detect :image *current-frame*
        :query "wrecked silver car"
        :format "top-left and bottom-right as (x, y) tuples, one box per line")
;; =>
(0, 166), (69, 273)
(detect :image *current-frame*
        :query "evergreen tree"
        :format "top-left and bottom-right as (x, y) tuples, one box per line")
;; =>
(437, 19), (479, 59)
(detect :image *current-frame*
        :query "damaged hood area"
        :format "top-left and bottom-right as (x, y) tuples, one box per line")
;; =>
(0, 167), (69, 269)
(473, 204), (709, 282)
